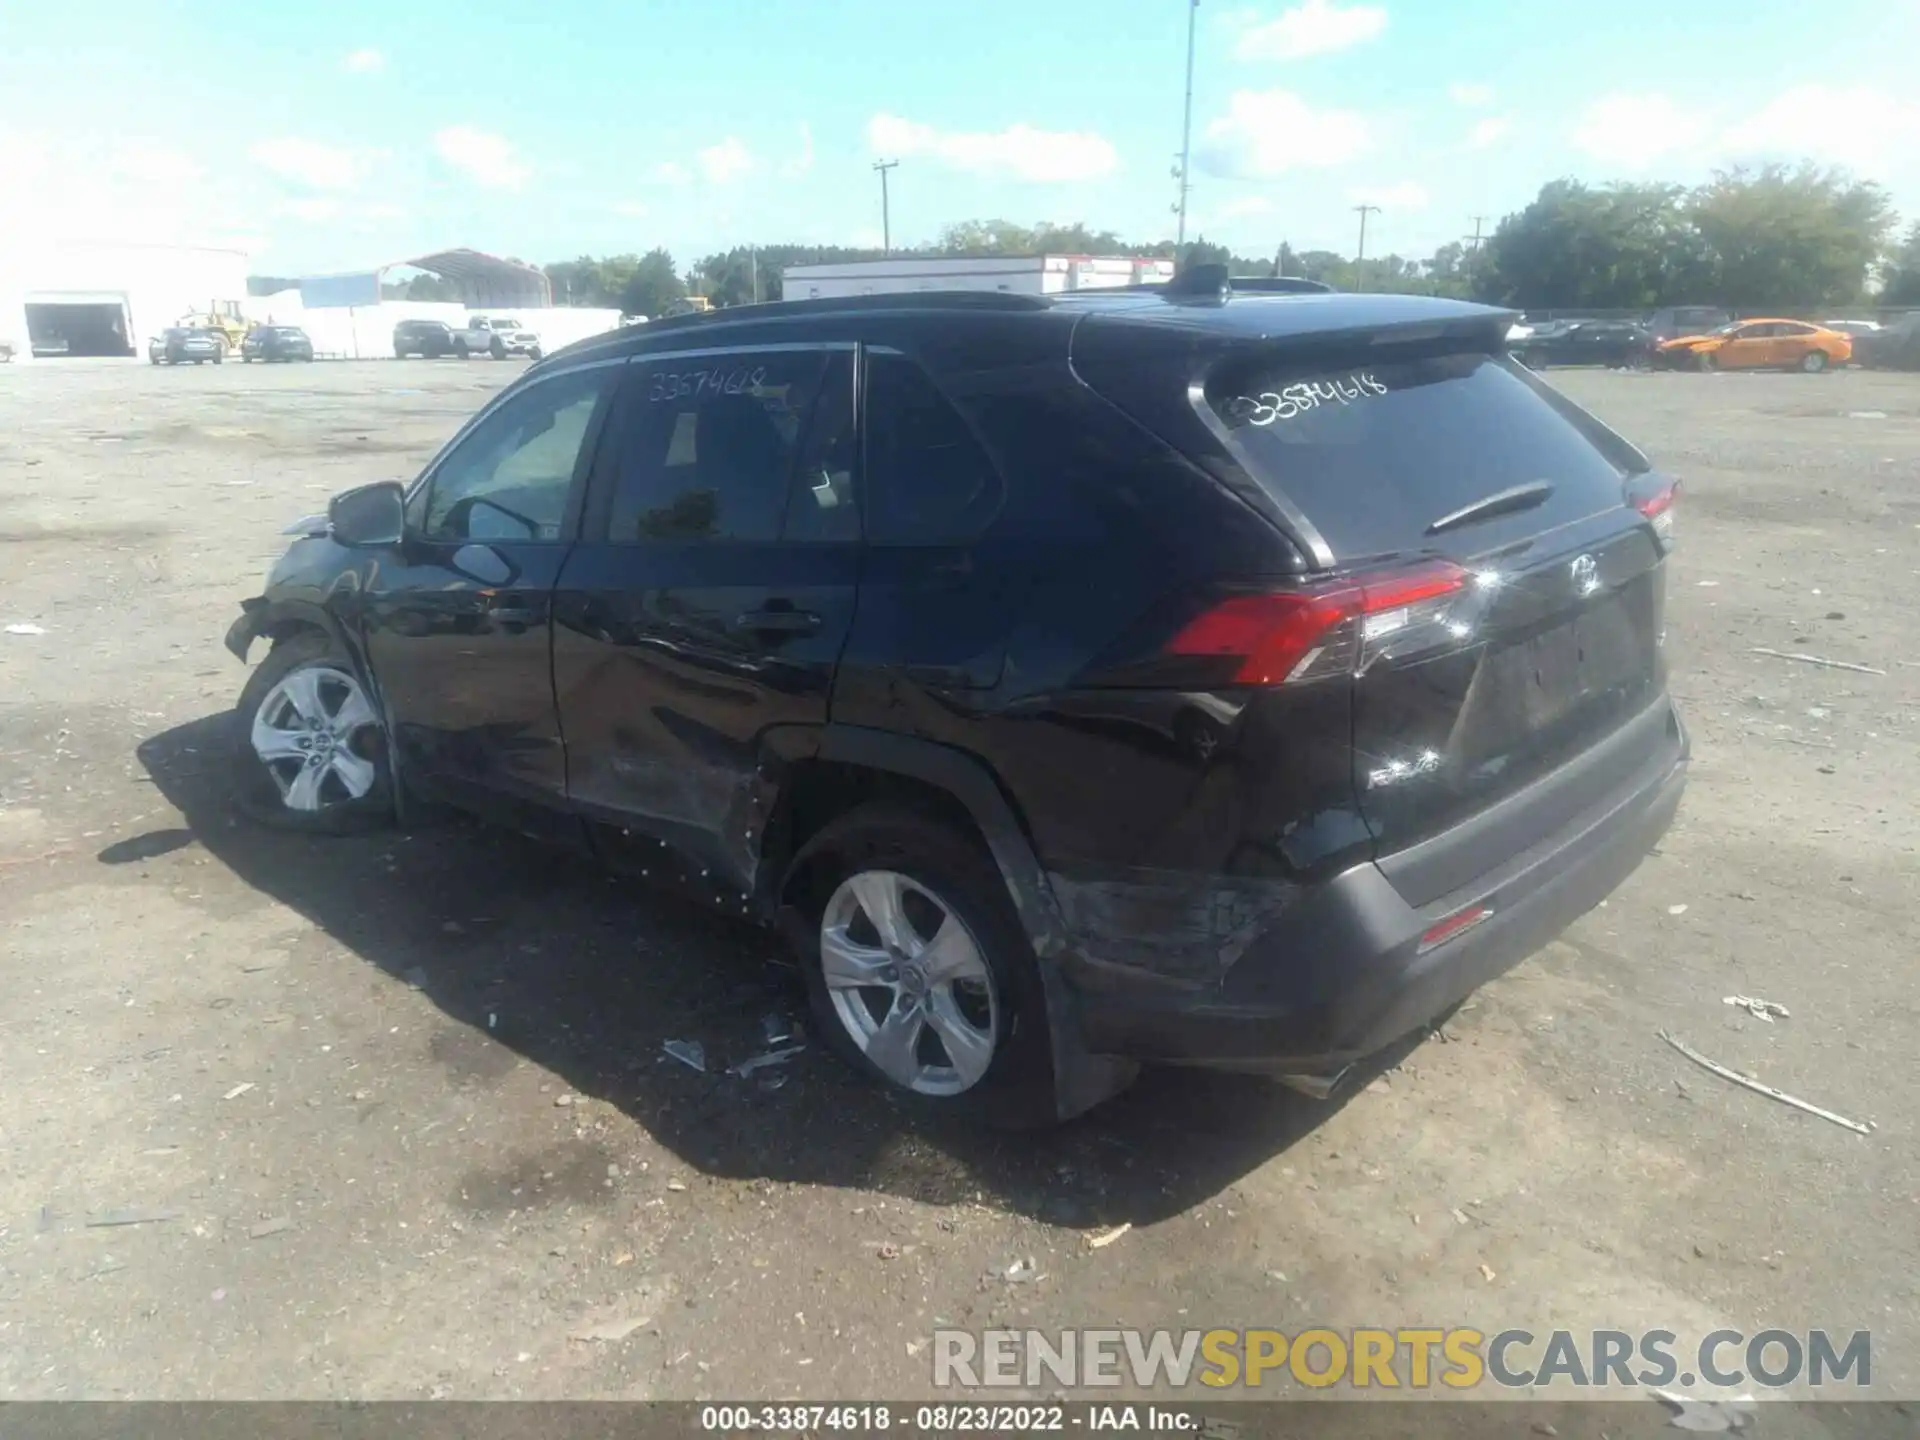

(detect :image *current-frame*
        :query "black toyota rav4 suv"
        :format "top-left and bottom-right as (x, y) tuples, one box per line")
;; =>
(223, 276), (1687, 1125)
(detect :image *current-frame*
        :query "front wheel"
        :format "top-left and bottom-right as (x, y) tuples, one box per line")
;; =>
(232, 634), (393, 834)
(490, 340), (506, 359)
(1696, 351), (1716, 372)
(786, 805), (1063, 1126)
(453, 342), (469, 359)
(1801, 349), (1829, 373)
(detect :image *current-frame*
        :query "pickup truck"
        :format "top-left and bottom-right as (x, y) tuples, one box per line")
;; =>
(457, 315), (542, 359)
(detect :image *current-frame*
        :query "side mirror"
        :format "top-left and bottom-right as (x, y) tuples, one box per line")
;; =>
(329, 481), (405, 548)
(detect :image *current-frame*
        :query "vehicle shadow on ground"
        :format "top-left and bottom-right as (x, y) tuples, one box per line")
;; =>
(137, 713), (1416, 1231)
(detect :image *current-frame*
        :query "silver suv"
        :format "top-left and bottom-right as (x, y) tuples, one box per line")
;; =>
(458, 315), (542, 359)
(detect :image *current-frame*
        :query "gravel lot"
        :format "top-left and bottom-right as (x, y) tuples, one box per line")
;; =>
(2, 358), (1917, 1404)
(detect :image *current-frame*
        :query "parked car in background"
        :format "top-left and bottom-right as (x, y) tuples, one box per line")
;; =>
(1513, 320), (1653, 369)
(220, 284), (1686, 1124)
(1821, 319), (1880, 339)
(177, 311), (247, 353)
(1645, 306), (1733, 342)
(1653, 318), (1851, 372)
(1853, 314), (1920, 370)
(457, 315), (542, 359)
(241, 326), (315, 363)
(393, 319), (458, 358)
(150, 327), (225, 365)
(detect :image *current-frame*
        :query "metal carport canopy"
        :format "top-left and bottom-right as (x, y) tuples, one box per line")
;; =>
(403, 248), (551, 308)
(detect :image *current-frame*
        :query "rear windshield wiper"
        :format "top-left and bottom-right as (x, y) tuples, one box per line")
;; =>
(1425, 481), (1555, 536)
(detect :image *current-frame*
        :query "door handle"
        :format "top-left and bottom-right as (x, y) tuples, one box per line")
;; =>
(734, 607), (821, 634)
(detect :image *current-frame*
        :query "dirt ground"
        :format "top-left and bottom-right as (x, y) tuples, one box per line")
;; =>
(1, 357), (1916, 1406)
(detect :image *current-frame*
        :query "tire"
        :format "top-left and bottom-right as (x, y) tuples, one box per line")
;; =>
(212, 350), (223, 364)
(1696, 351), (1716, 372)
(232, 633), (394, 835)
(454, 341), (469, 359)
(243, 355), (253, 363)
(785, 804), (1061, 1127)
(394, 345), (408, 359)
(529, 347), (543, 362)
(1801, 350), (1829, 373)
(490, 339), (506, 360)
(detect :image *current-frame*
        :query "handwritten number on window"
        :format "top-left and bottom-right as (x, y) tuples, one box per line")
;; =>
(1230, 371), (1389, 427)
(649, 366), (769, 403)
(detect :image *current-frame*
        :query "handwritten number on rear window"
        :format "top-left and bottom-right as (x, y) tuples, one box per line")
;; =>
(649, 366), (768, 402)
(1229, 371), (1389, 427)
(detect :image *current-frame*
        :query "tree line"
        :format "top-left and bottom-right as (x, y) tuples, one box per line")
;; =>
(251, 161), (1920, 315)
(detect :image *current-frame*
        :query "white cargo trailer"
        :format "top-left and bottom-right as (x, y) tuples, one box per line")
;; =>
(781, 255), (1174, 301)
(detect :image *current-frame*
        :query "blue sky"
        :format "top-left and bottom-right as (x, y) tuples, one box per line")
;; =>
(3, 0), (1917, 275)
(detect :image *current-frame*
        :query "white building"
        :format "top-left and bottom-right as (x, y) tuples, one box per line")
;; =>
(0, 238), (248, 361)
(781, 255), (1176, 301)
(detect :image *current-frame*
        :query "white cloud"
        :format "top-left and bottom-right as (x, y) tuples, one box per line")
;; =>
(1347, 181), (1428, 211)
(279, 196), (341, 221)
(1218, 195), (1278, 218)
(1468, 116), (1511, 149)
(1198, 90), (1374, 178)
(1235, 0), (1387, 61)
(1448, 82), (1493, 108)
(342, 48), (385, 74)
(110, 139), (202, 187)
(699, 137), (754, 184)
(653, 160), (690, 185)
(612, 199), (649, 217)
(1571, 93), (1710, 172)
(434, 126), (529, 189)
(783, 123), (815, 178)
(1718, 84), (1920, 175)
(867, 113), (1118, 182)
(249, 137), (364, 190)
(1348, 181), (1429, 211)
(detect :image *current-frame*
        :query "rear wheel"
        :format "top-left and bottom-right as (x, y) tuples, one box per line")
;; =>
(1801, 349), (1829, 373)
(490, 339), (506, 359)
(232, 633), (393, 834)
(787, 805), (1060, 1126)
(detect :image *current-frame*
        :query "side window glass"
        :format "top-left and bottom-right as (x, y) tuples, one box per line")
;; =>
(608, 352), (828, 542)
(414, 368), (606, 542)
(862, 353), (1003, 546)
(781, 353), (858, 543)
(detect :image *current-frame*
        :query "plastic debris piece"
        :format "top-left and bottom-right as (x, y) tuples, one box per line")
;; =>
(1653, 1391), (1757, 1432)
(5, 623), (48, 636)
(222, 1082), (254, 1100)
(87, 1207), (182, 1228)
(554, 1093), (578, 1107)
(1479, 1263), (1497, 1282)
(1658, 1030), (1871, 1134)
(1722, 995), (1790, 1022)
(248, 1217), (293, 1239)
(1749, 647), (1886, 676)
(728, 1044), (805, 1079)
(662, 1039), (706, 1073)
(1087, 1222), (1132, 1250)
(1667, 904), (1688, 916)
(1003, 1257), (1044, 1283)
(762, 1012), (797, 1047)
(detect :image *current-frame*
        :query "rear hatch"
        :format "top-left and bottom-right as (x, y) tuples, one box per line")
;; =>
(1076, 303), (1677, 894)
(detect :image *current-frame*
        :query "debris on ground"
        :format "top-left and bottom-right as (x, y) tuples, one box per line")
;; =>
(1002, 1257), (1044, 1284)
(761, 1012), (797, 1047)
(554, 1093), (579, 1107)
(1479, 1263), (1497, 1282)
(661, 1039), (706, 1073)
(222, 1082), (254, 1100)
(1658, 1031), (1872, 1135)
(86, 1207), (182, 1228)
(1722, 995), (1790, 1022)
(877, 1242), (901, 1260)
(1667, 904), (1689, 916)
(1451, 1207), (1473, 1225)
(1749, 646), (1886, 676)
(5, 623), (49, 636)
(248, 1216), (293, 1239)
(666, 1179), (688, 1192)
(1653, 1390), (1757, 1432)
(727, 1044), (805, 1079)
(568, 1313), (654, 1343)
(1087, 1222), (1132, 1250)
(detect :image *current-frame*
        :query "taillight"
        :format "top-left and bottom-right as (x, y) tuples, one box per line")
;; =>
(1166, 560), (1469, 686)
(1634, 478), (1678, 550)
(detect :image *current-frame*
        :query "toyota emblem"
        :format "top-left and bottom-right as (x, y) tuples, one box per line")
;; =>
(1570, 553), (1601, 597)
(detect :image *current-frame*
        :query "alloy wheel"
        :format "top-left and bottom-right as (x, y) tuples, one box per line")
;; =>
(819, 869), (998, 1096)
(249, 665), (382, 813)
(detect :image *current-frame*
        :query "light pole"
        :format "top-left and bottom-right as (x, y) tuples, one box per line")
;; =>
(1353, 203), (1380, 267)
(1174, 0), (1200, 253)
(873, 160), (899, 254)
(750, 244), (760, 304)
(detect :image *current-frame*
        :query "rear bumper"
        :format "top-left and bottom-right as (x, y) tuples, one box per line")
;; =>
(1070, 699), (1687, 1074)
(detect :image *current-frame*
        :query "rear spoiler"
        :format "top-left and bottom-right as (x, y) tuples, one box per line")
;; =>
(1161, 264), (1334, 303)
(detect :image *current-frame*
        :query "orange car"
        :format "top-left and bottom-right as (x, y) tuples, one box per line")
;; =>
(1654, 318), (1851, 373)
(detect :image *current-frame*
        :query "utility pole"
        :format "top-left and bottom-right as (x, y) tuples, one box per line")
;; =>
(750, 244), (760, 304)
(1353, 204), (1380, 264)
(1174, 0), (1200, 253)
(1463, 215), (1490, 293)
(872, 160), (899, 255)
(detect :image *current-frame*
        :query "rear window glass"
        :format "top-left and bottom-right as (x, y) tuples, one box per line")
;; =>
(1208, 352), (1637, 559)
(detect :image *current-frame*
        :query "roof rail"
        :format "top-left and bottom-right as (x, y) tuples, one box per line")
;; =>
(1229, 276), (1336, 295)
(631, 288), (1053, 338)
